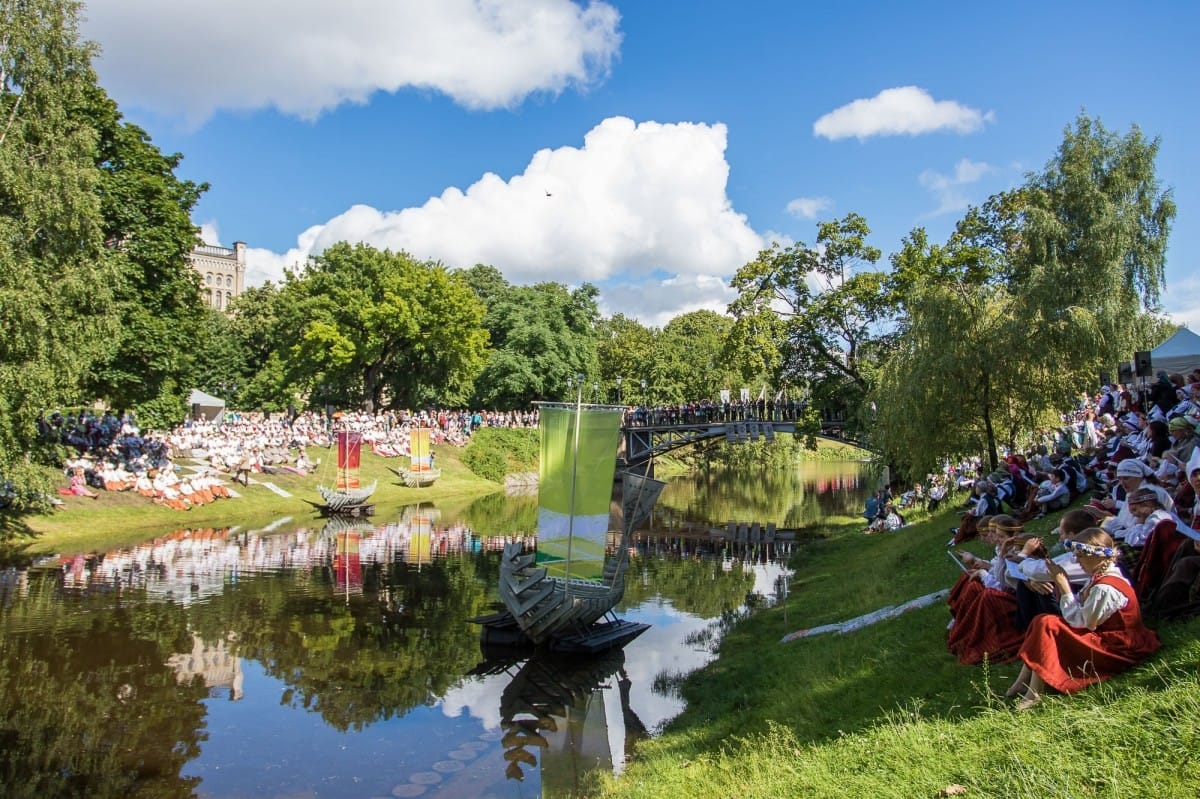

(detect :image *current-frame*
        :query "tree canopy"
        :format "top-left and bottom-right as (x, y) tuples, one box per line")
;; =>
(873, 114), (1175, 477)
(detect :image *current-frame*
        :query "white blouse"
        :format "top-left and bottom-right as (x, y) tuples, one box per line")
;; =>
(1058, 565), (1129, 630)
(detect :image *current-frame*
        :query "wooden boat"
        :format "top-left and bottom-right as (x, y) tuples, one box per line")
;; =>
(490, 399), (664, 648)
(318, 430), (376, 515)
(392, 425), (440, 487)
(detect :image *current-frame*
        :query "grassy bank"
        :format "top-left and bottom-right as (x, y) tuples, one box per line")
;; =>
(4, 442), (505, 556)
(595, 504), (1200, 799)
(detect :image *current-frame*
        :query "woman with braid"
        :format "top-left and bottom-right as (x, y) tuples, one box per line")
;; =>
(1008, 527), (1160, 709)
(947, 515), (1045, 665)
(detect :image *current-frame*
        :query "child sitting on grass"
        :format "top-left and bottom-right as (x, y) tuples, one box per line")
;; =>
(1007, 527), (1160, 710)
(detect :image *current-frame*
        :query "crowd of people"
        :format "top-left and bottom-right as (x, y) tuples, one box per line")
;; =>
(45, 406), (541, 510)
(942, 367), (1200, 709)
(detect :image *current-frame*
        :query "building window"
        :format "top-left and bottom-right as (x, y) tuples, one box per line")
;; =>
(206, 274), (213, 284)
(226, 276), (233, 288)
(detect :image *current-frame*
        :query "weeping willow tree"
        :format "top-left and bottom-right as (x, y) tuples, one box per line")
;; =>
(874, 114), (1174, 478)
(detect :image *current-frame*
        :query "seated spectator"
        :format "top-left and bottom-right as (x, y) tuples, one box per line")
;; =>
(1123, 487), (1187, 604)
(1030, 469), (1071, 519)
(951, 480), (1001, 544)
(65, 466), (98, 499)
(1011, 509), (1094, 630)
(1007, 527), (1160, 710)
(947, 516), (1043, 665)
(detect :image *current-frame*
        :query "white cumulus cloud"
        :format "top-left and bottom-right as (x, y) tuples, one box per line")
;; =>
(81, 0), (622, 124)
(785, 196), (833, 220)
(918, 158), (994, 216)
(1163, 274), (1200, 332)
(242, 116), (764, 323)
(813, 86), (994, 141)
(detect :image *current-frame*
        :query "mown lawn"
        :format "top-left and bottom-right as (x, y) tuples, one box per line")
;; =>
(594, 502), (1200, 799)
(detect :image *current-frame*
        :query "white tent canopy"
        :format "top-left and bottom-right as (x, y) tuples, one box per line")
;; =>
(188, 389), (226, 421)
(1151, 328), (1200, 376)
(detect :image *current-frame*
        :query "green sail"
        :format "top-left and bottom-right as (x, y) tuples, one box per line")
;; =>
(537, 405), (623, 580)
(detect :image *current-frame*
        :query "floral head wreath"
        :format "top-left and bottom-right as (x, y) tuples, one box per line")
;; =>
(1064, 539), (1117, 559)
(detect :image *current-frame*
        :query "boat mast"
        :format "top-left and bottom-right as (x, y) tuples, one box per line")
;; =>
(562, 372), (585, 597)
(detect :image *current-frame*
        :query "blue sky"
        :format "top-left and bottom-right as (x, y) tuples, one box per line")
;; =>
(81, 0), (1198, 329)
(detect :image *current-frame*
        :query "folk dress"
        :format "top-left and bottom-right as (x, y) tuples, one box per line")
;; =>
(947, 553), (1023, 665)
(1018, 567), (1159, 694)
(1129, 509), (1186, 603)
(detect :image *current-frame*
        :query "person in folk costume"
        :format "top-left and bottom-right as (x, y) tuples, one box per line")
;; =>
(1027, 468), (1071, 520)
(134, 471), (155, 498)
(205, 469), (233, 499)
(1008, 527), (1160, 710)
(1012, 509), (1096, 630)
(1122, 487), (1188, 604)
(1094, 459), (1174, 541)
(947, 516), (995, 620)
(1143, 449), (1200, 619)
(947, 516), (1045, 665)
(951, 480), (1002, 544)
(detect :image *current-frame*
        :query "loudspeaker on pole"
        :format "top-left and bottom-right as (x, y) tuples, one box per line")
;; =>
(1134, 351), (1153, 378)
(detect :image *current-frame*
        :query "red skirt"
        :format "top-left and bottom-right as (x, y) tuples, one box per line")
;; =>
(947, 586), (1023, 665)
(1019, 613), (1160, 693)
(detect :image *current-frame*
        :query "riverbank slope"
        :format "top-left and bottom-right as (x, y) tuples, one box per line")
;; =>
(595, 506), (1200, 798)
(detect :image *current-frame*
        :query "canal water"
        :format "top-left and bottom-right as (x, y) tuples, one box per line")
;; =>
(0, 461), (872, 799)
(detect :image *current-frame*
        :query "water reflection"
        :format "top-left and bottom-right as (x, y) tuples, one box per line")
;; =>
(0, 495), (799, 798)
(658, 460), (874, 530)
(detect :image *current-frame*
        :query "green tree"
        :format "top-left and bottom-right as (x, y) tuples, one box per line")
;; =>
(0, 0), (118, 510)
(1018, 113), (1175, 363)
(596, 313), (654, 404)
(874, 115), (1175, 477)
(471, 281), (600, 407)
(650, 310), (739, 403)
(728, 214), (891, 435)
(227, 284), (295, 412)
(277, 242), (489, 411)
(83, 86), (207, 420)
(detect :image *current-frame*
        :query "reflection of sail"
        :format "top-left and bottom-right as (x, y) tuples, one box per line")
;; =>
(490, 650), (648, 786)
(323, 517), (372, 595)
(621, 472), (666, 536)
(406, 514), (433, 565)
(495, 403), (653, 648)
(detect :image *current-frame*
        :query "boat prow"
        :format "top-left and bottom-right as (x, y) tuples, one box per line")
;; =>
(317, 480), (377, 516)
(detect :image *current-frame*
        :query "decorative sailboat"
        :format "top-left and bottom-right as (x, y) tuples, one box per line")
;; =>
(317, 430), (377, 515)
(484, 387), (664, 653)
(393, 425), (441, 487)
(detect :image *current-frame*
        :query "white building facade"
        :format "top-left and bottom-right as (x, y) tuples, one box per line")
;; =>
(189, 241), (247, 311)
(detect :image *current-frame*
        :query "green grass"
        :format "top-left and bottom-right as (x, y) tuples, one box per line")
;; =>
(594, 502), (1200, 799)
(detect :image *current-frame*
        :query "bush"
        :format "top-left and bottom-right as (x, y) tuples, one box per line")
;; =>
(461, 427), (539, 482)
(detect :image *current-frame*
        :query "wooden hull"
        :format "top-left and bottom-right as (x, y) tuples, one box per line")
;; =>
(497, 541), (628, 645)
(392, 466), (441, 488)
(317, 480), (377, 514)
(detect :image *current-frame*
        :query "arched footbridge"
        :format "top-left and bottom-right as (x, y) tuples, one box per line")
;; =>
(619, 419), (863, 476)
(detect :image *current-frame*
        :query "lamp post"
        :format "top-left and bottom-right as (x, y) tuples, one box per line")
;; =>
(641, 378), (647, 406)
(592, 380), (599, 403)
(616, 375), (623, 405)
(566, 376), (573, 402)
(320, 382), (331, 437)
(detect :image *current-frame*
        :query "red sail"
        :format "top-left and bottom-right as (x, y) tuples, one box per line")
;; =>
(336, 431), (362, 489)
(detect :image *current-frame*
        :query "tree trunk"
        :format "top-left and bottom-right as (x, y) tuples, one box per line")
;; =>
(363, 363), (379, 414)
(980, 371), (998, 472)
